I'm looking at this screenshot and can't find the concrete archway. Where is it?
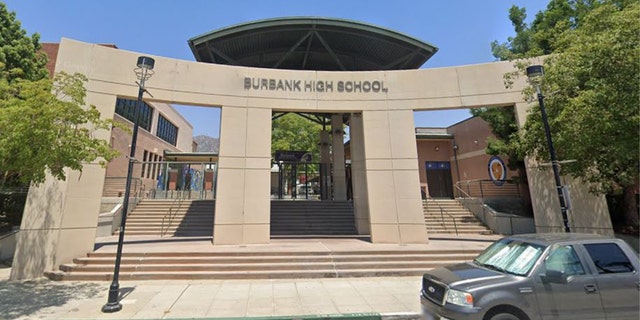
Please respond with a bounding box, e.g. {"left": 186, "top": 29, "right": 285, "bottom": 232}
{"left": 10, "top": 39, "right": 611, "bottom": 279}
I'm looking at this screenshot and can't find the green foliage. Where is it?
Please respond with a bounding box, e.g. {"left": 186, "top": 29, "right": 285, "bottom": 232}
{"left": 491, "top": 0, "right": 605, "bottom": 61}
{"left": 520, "top": 1, "right": 639, "bottom": 196}
{"left": 0, "top": 72, "right": 119, "bottom": 185}
{"left": 0, "top": 3, "right": 48, "bottom": 82}
{"left": 470, "top": 107, "right": 524, "bottom": 172}
{"left": 271, "top": 113, "right": 323, "bottom": 162}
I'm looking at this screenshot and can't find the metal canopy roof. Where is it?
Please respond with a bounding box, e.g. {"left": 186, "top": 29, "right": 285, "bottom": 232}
{"left": 188, "top": 17, "right": 438, "bottom": 71}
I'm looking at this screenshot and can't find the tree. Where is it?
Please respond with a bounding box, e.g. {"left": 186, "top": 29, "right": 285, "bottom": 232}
{"left": 520, "top": 1, "right": 639, "bottom": 227}
{"left": 271, "top": 113, "right": 324, "bottom": 162}
{"left": 0, "top": 3, "right": 118, "bottom": 187}
{"left": 484, "top": 0, "right": 639, "bottom": 228}
{"left": 0, "top": 72, "right": 119, "bottom": 186}
{"left": 0, "top": 2, "right": 48, "bottom": 82}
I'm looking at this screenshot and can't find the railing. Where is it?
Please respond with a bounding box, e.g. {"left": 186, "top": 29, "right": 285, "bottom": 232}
{"left": 454, "top": 184, "right": 534, "bottom": 235}
{"left": 161, "top": 190, "right": 187, "bottom": 237}
{"left": 454, "top": 179, "right": 520, "bottom": 199}
{"left": 102, "top": 177, "right": 143, "bottom": 198}
{"left": 425, "top": 199, "right": 458, "bottom": 235}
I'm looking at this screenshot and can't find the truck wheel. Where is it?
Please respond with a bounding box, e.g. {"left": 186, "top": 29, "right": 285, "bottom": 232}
{"left": 488, "top": 313, "right": 521, "bottom": 320}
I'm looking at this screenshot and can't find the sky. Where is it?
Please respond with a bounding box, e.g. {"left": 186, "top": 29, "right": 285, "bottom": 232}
{"left": 4, "top": 0, "right": 549, "bottom": 138}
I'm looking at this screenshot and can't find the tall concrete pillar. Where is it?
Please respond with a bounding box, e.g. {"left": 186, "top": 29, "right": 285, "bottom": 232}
{"left": 361, "top": 109, "right": 427, "bottom": 244}
{"left": 331, "top": 114, "right": 347, "bottom": 200}
{"left": 349, "top": 113, "right": 370, "bottom": 234}
{"left": 213, "top": 106, "right": 272, "bottom": 245}
{"left": 11, "top": 93, "right": 116, "bottom": 280}
{"left": 514, "top": 102, "right": 613, "bottom": 235}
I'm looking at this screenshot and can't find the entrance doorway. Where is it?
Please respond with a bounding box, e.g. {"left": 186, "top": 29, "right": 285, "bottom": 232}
{"left": 426, "top": 161, "right": 454, "bottom": 198}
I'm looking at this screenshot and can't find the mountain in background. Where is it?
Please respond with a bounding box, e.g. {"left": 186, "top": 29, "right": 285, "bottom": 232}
{"left": 194, "top": 135, "right": 220, "bottom": 153}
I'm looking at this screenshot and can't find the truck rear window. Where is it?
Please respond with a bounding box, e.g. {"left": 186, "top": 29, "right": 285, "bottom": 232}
{"left": 583, "top": 243, "right": 635, "bottom": 274}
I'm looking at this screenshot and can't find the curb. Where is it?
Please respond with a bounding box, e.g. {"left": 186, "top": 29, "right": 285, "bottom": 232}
{"left": 121, "top": 312, "right": 422, "bottom": 320}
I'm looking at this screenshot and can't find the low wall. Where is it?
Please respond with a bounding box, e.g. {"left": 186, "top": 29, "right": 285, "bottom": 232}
{"left": 460, "top": 198, "right": 535, "bottom": 235}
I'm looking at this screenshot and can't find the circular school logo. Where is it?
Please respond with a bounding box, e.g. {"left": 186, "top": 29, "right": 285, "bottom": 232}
{"left": 488, "top": 156, "right": 507, "bottom": 186}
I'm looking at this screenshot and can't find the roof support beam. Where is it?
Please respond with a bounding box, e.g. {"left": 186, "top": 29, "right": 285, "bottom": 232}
{"left": 203, "top": 44, "right": 217, "bottom": 63}
{"left": 314, "top": 30, "right": 347, "bottom": 71}
{"left": 301, "top": 29, "right": 315, "bottom": 69}
{"left": 382, "top": 50, "right": 417, "bottom": 70}
{"left": 272, "top": 112, "right": 290, "bottom": 121}
{"left": 273, "top": 30, "right": 313, "bottom": 68}
{"left": 296, "top": 113, "right": 325, "bottom": 125}
{"left": 208, "top": 44, "right": 240, "bottom": 65}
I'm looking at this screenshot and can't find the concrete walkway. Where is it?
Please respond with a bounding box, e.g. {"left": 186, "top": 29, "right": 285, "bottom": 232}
{"left": 0, "top": 237, "right": 498, "bottom": 320}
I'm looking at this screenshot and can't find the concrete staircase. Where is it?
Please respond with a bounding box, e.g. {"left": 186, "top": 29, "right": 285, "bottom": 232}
{"left": 102, "top": 178, "right": 125, "bottom": 197}
{"left": 423, "top": 199, "right": 493, "bottom": 235}
{"left": 123, "top": 199, "right": 215, "bottom": 237}
{"left": 270, "top": 201, "right": 357, "bottom": 236}
{"left": 43, "top": 199, "right": 499, "bottom": 281}
{"left": 45, "top": 247, "right": 483, "bottom": 281}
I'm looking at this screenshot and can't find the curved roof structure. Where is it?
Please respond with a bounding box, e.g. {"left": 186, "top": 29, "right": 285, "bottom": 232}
{"left": 188, "top": 17, "right": 438, "bottom": 71}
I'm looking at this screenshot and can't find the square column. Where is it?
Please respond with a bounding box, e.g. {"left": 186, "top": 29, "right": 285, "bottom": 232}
{"left": 514, "top": 102, "right": 613, "bottom": 235}
{"left": 349, "top": 113, "right": 370, "bottom": 234}
{"left": 331, "top": 114, "right": 347, "bottom": 200}
{"left": 213, "top": 106, "right": 272, "bottom": 245}
{"left": 11, "top": 92, "right": 116, "bottom": 280}
{"left": 361, "top": 110, "right": 428, "bottom": 244}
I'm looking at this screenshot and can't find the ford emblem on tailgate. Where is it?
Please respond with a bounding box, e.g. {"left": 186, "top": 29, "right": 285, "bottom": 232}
{"left": 428, "top": 286, "right": 436, "bottom": 293}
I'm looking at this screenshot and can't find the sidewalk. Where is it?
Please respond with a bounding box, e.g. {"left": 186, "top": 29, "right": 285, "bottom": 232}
{"left": 1, "top": 275, "right": 423, "bottom": 319}
{"left": 0, "top": 237, "right": 498, "bottom": 320}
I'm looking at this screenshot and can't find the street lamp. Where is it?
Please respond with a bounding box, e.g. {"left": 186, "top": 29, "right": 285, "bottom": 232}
{"left": 102, "top": 56, "right": 155, "bottom": 313}
{"left": 526, "top": 65, "right": 570, "bottom": 233}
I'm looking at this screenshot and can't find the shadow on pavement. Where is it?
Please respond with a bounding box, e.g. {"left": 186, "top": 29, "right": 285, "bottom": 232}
{"left": 0, "top": 279, "right": 103, "bottom": 320}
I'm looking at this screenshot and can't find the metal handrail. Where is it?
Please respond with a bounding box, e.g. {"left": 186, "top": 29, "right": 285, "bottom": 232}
{"left": 454, "top": 179, "right": 520, "bottom": 198}
{"left": 425, "top": 198, "right": 458, "bottom": 235}
{"left": 161, "top": 190, "right": 186, "bottom": 237}
{"left": 454, "top": 184, "right": 528, "bottom": 235}
{"left": 454, "top": 184, "right": 489, "bottom": 222}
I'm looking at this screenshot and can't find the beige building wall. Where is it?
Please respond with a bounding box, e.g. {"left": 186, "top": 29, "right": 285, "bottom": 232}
{"left": 11, "top": 39, "right": 613, "bottom": 279}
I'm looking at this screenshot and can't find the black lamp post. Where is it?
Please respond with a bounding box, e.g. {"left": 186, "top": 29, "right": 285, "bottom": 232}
{"left": 102, "top": 56, "right": 155, "bottom": 313}
{"left": 526, "top": 65, "right": 570, "bottom": 233}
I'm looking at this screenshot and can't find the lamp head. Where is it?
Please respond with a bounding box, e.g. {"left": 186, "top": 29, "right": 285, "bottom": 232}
{"left": 136, "top": 56, "right": 155, "bottom": 70}
{"left": 526, "top": 65, "right": 544, "bottom": 85}
{"left": 135, "top": 56, "right": 155, "bottom": 82}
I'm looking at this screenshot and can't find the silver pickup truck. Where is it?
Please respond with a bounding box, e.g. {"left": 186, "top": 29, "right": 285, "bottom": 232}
{"left": 421, "top": 233, "right": 639, "bottom": 320}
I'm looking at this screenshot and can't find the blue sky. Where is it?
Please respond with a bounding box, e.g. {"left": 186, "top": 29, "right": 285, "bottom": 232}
{"left": 4, "top": 0, "right": 549, "bottom": 138}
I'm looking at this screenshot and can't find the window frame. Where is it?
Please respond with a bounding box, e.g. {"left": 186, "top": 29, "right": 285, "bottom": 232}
{"left": 114, "top": 98, "right": 154, "bottom": 132}
{"left": 582, "top": 242, "right": 636, "bottom": 275}
{"left": 156, "top": 114, "right": 178, "bottom": 146}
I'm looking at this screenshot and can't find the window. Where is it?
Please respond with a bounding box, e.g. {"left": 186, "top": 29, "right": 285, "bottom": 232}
{"left": 584, "top": 243, "right": 635, "bottom": 274}
{"left": 115, "top": 98, "right": 153, "bottom": 131}
{"left": 141, "top": 150, "right": 148, "bottom": 178}
{"left": 545, "top": 245, "right": 585, "bottom": 276}
{"left": 157, "top": 114, "right": 178, "bottom": 146}
{"left": 474, "top": 239, "right": 545, "bottom": 276}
